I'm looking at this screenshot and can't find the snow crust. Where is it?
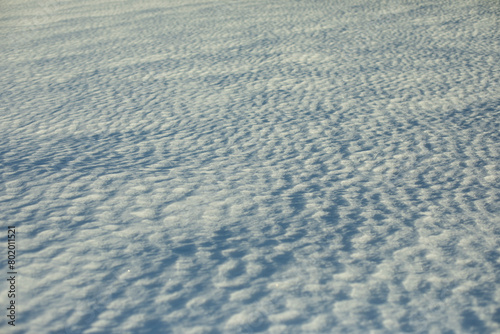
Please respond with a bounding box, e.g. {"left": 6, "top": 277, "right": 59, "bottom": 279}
{"left": 1, "top": 0, "right": 499, "bottom": 332}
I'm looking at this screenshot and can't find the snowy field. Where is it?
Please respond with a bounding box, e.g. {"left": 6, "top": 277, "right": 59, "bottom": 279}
{"left": 1, "top": 0, "right": 499, "bottom": 333}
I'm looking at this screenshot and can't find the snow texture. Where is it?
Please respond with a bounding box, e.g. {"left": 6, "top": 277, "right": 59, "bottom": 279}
{"left": 1, "top": 0, "right": 499, "bottom": 333}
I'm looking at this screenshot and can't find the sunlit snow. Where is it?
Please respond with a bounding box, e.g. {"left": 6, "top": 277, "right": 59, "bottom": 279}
{"left": 1, "top": 0, "right": 499, "bottom": 333}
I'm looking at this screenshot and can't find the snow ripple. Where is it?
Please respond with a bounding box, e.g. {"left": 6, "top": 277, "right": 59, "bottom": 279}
{"left": 1, "top": 0, "right": 499, "bottom": 333}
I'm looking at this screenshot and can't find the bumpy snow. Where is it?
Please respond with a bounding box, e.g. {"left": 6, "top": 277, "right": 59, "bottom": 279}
{"left": 1, "top": 0, "right": 499, "bottom": 333}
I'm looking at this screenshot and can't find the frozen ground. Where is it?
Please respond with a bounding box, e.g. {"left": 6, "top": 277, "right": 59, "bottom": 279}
{"left": 1, "top": 0, "right": 499, "bottom": 333}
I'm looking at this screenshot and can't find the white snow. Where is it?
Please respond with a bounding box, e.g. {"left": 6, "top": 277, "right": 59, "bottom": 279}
{"left": 1, "top": 0, "right": 499, "bottom": 333}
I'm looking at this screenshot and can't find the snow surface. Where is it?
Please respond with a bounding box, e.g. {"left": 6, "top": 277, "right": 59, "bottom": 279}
{"left": 1, "top": 0, "right": 499, "bottom": 333}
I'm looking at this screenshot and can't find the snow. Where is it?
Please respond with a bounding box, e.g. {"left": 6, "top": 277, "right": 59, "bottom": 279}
{"left": 1, "top": 0, "right": 499, "bottom": 333}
